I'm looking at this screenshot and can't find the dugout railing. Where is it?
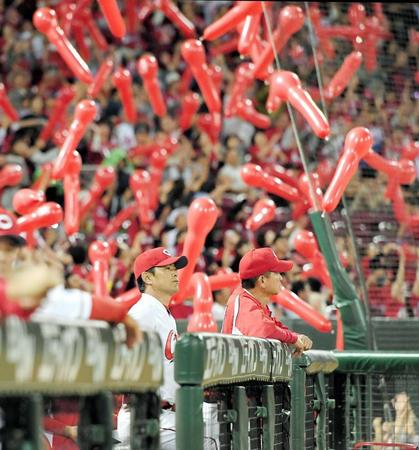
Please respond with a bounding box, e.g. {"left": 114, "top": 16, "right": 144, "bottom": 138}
{"left": 290, "top": 350, "right": 338, "bottom": 450}
{"left": 0, "top": 316, "right": 163, "bottom": 450}
{"left": 330, "top": 352, "right": 419, "bottom": 450}
{"left": 174, "top": 332, "right": 294, "bottom": 450}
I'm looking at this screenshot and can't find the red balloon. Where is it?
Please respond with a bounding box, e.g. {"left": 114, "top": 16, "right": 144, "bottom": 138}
{"left": 128, "top": 143, "right": 160, "bottom": 159}
{"left": 292, "top": 199, "right": 310, "bottom": 220}
{"left": 112, "top": 68, "right": 137, "bottom": 123}
{"left": 149, "top": 148, "right": 168, "bottom": 209}
{"left": 298, "top": 172, "right": 323, "bottom": 210}
{"left": 224, "top": 63, "right": 254, "bottom": 117}
{"left": 246, "top": 198, "right": 276, "bottom": 231}
{"left": 181, "top": 270, "right": 240, "bottom": 301}
{"left": 129, "top": 169, "right": 154, "bottom": 225}
{"left": 88, "top": 58, "right": 114, "bottom": 99}
{"left": 210, "top": 35, "right": 239, "bottom": 57}
{"left": 33, "top": 8, "right": 93, "bottom": 84}
{"left": 179, "top": 92, "right": 200, "bottom": 131}
{"left": 155, "top": 0, "right": 196, "bottom": 38}
{"left": 253, "top": 6, "right": 304, "bottom": 80}
{"left": 241, "top": 163, "right": 300, "bottom": 202}
{"left": 209, "top": 271, "right": 241, "bottom": 292}
{"left": 315, "top": 159, "right": 335, "bottom": 188}
{"left": 79, "top": 8, "right": 108, "bottom": 51}
{"left": 208, "top": 64, "right": 223, "bottom": 96}
{"left": 187, "top": 273, "right": 218, "bottom": 332}
{"left": 237, "top": 12, "right": 261, "bottom": 56}
{"left": 235, "top": 98, "right": 271, "bottom": 129}
{"left": 172, "top": 197, "right": 219, "bottom": 303}
{"left": 196, "top": 113, "right": 221, "bottom": 144}
{"left": 363, "top": 152, "right": 416, "bottom": 185}
{"left": 126, "top": 0, "right": 138, "bottom": 34}
{"left": 179, "top": 65, "right": 193, "bottom": 95}
{"left": 272, "top": 287, "right": 332, "bottom": 332}
{"left": 266, "top": 164, "right": 300, "bottom": 189}
{"left": 103, "top": 203, "right": 137, "bottom": 238}
{"left": 0, "top": 83, "right": 19, "bottom": 122}
{"left": 267, "top": 71, "right": 330, "bottom": 138}
{"left": 79, "top": 166, "right": 116, "bottom": 219}
{"left": 13, "top": 189, "right": 45, "bottom": 215}
{"left": 52, "top": 99, "right": 97, "bottom": 179}
{"left": 348, "top": 3, "right": 366, "bottom": 26}
{"left": 64, "top": 150, "right": 82, "bottom": 236}
{"left": 88, "top": 240, "right": 112, "bottom": 298}
{"left": 294, "top": 230, "right": 317, "bottom": 259}
{"left": 294, "top": 230, "right": 332, "bottom": 288}
{"left": 308, "top": 5, "right": 336, "bottom": 59}
{"left": 17, "top": 202, "right": 63, "bottom": 233}
{"left": 115, "top": 287, "right": 141, "bottom": 304}
{"left": 39, "top": 85, "right": 75, "bottom": 142}
{"left": 202, "top": 1, "right": 263, "bottom": 41}
{"left": 137, "top": 55, "right": 167, "bottom": 118}
{"left": 391, "top": 185, "right": 410, "bottom": 225}
{"left": 71, "top": 14, "right": 90, "bottom": 62}
{"left": 323, "top": 127, "right": 373, "bottom": 213}
{"left": 401, "top": 140, "right": 419, "bottom": 161}
{"left": 97, "top": 0, "right": 126, "bottom": 38}
{"left": 0, "top": 165, "right": 23, "bottom": 191}
{"left": 325, "top": 51, "right": 362, "bottom": 99}
{"left": 181, "top": 40, "right": 221, "bottom": 114}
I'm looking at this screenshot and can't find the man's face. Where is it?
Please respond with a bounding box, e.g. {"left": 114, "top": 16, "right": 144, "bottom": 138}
{"left": 260, "top": 271, "right": 283, "bottom": 296}
{"left": 0, "top": 239, "right": 20, "bottom": 273}
{"left": 149, "top": 264, "right": 180, "bottom": 296}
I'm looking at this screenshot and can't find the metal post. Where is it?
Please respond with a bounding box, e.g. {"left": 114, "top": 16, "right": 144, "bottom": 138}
{"left": 176, "top": 386, "right": 204, "bottom": 450}
{"left": 261, "top": 385, "right": 275, "bottom": 450}
{"left": 290, "top": 364, "right": 306, "bottom": 450}
{"left": 232, "top": 386, "right": 248, "bottom": 450}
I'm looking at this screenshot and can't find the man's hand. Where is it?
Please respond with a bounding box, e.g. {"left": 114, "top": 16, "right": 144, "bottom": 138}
{"left": 121, "top": 314, "right": 143, "bottom": 349}
{"left": 5, "top": 264, "right": 63, "bottom": 309}
{"left": 293, "top": 334, "right": 313, "bottom": 356}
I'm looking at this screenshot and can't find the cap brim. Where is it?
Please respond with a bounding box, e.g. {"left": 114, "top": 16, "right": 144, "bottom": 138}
{"left": 0, "top": 234, "right": 26, "bottom": 247}
{"left": 156, "top": 255, "right": 188, "bottom": 270}
{"left": 273, "top": 260, "right": 293, "bottom": 273}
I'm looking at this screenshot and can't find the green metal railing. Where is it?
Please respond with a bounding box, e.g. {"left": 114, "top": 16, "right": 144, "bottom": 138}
{"left": 290, "top": 350, "right": 338, "bottom": 450}
{"left": 331, "top": 351, "right": 419, "bottom": 450}
{"left": 0, "top": 316, "right": 163, "bottom": 450}
{"left": 174, "top": 332, "right": 293, "bottom": 450}
{"left": 2, "top": 319, "right": 419, "bottom": 449}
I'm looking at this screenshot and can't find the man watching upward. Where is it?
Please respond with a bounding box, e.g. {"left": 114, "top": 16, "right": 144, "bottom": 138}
{"left": 117, "top": 247, "right": 217, "bottom": 450}
{"left": 223, "top": 247, "right": 313, "bottom": 355}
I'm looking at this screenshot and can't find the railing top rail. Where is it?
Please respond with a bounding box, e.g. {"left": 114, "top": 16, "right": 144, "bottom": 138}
{"left": 297, "top": 349, "right": 339, "bottom": 374}
{"left": 175, "top": 333, "right": 293, "bottom": 387}
{"left": 333, "top": 351, "right": 419, "bottom": 374}
{"left": 0, "top": 317, "right": 163, "bottom": 394}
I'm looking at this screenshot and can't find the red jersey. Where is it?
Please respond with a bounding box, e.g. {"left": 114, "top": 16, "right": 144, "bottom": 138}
{"left": 222, "top": 287, "right": 298, "bottom": 344}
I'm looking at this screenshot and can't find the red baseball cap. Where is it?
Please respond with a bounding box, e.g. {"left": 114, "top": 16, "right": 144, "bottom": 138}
{"left": 0, "top": 208, "right": 26, "bottom": 246}
{"left": 239, "top": 247, "right": 293, "bottom": 280}
{"left": 134, "top": 247, "right": 188, "bottom": 279}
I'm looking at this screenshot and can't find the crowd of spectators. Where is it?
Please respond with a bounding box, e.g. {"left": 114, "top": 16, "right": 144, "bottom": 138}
{"left": 0, "top": 0, "right": 418, "bottom": 322}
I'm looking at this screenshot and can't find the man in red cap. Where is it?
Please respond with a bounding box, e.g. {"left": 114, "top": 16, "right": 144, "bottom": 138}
{"left": 117, "top": 247, "right": 217, "bottom": 449}
{"left": 118, "top": 247, "right": 183, "bottom": 449}
{"left": 223, "top": 247, "right": 312, "bottom": 354}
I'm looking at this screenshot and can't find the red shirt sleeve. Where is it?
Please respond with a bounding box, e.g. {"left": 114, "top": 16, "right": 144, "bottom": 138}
{"left": 235, "top": 295, "right": 298, "bottom": 344}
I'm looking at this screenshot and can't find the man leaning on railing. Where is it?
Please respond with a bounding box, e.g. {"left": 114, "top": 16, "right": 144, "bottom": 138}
{"left": 222, "top": 247, "right": 313, "bottom": 355}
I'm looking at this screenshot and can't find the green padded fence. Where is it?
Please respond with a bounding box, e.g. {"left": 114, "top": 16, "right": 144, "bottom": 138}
{"left": 174, "top": 332, "right": 293, "bottom": 450}
{"left": 310, "top": 211, "right": 369, "bottom": 350}
{"left": 331, "top": 351, "right": 419, "bottom": 449}
{"left": 0, "top": 316, "right": 163, "bottom": 450}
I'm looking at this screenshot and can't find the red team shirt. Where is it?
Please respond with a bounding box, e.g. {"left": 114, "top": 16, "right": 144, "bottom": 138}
{"left": 223, "top": 287, "right": 298, "bottom": 344}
